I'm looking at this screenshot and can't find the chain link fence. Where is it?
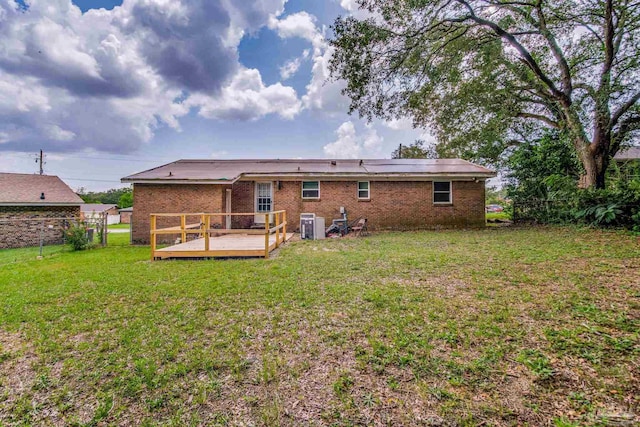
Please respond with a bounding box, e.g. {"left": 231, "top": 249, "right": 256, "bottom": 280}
{"left": 0, "top": 213, "right": 108, "bottom": 253}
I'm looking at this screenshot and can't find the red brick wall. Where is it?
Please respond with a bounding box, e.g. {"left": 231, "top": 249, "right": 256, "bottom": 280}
{"left": 268, "top": 180, "right": 485, "bottom": 231}
{"left": 230, "top": 181, "right": 254, "bottom": 229}
{"left": 132, "top": 184, "right": 227, "bottom": 244}
{"left": 131, "top": 180, "right": 486, "bottom": 243}
{"left": 0, "top": 206, "right": 80, "bottom": 249}
{"left": 119, "top": 212, "right": 132, "bottom": 224}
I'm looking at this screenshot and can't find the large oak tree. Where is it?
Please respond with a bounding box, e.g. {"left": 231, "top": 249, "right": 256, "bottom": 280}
{"left": 330, "top": 0, "right": 640, "bottom": 188}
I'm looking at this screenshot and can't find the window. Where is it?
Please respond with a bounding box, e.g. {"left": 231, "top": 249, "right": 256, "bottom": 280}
{"left": 433, "top": 181, "right": 451, "bottom": 203}
{"left": 357, "top": 181, "right": 370, "bottom": 199}
{"left": 256, "top": 182, "right": 273, "bottom": 212}
{"left": 302, "top": 181, "right": 320, "bottom": 199}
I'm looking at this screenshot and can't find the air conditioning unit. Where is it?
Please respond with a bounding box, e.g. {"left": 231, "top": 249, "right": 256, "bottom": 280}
{"left": 300, "top": 213, "right": 315, "bottom": 240}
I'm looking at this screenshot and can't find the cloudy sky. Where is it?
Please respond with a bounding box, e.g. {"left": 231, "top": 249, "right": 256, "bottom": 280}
{"left": 0, "top": 0, "right": 428, "bottom": 190}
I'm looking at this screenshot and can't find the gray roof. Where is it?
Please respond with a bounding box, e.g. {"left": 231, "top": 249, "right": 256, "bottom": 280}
{"left": 614, "top": 146, "right": 640, "bottom": 161}
{"left": 118, "top": 206, "right": 133, "bottom": 212}
{"left": 0, "top": 173, "right": 84, "bottom": 205}
{"left": 122, "top": 159, "right": 495, "bottom": 184}
{"left": 81, "top": 204, "right": 118, "bottom": 213}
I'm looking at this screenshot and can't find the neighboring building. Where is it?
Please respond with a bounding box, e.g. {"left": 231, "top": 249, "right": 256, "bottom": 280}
{"left": 613, "top": 146, "right": 640, "bottom": 180}
{"left": 80, "top": 204, "right": 120, "bottom": 225}
{"left": 0, "top": 173, "right": 83, "bottom": 249}
{"left": 122, "top": 159, "right": 495, "bottom": 244}
{"left": 118, "top": 206, "right": 133, "bottom": 224}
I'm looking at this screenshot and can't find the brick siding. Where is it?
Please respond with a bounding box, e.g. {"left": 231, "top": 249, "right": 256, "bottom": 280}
{"left": 132, "top": 180, "right": 485, "bottom": 244}
{"left": 132, "top": 184, "right": 227, "bottom": 244}
{"left": 0, "top": 206, "right": 80, "bottom": 249}
{"left": 271, "top": 180, "right": 485, "bottom": 231}
{"left": 119, "top": 211, "right": 132, "bottom": 224}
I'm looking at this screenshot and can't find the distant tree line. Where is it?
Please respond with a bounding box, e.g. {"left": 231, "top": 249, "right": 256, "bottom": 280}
{"left": 77, "top": 186, "right": 133, "bottom": 208}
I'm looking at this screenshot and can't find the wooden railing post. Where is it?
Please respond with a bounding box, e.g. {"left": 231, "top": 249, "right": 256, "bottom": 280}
{"left": 275, "top": 212, "right": 280, "bottom": 248}
{"left": 283, "top": 210, "right": 287, "bottom": 243}
{"left": 203, "top": 214, "right": 210, "bottom": 252}
{"left": 264, "top": 213, "right": 270, "bottom": 258}
{"left": 150, "top": 214, "right": 157, "bottom": 261}
{"left": 181, "top": 214, "right": 186, "bottom": 243}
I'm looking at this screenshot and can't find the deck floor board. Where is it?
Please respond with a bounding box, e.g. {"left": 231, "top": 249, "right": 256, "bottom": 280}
{"left": 155, "top": 233, "right": 293, "bottom": 258}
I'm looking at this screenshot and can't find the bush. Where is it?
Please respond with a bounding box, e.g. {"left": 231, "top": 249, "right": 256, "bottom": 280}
{"left": 514, "top": 185, "right": 640, "bottom": 229}
{"left": 66, "top": 223, "right": 90, "bottom": 251}
{"left": 571, "top": 180, "right": 640, "bottom": 228}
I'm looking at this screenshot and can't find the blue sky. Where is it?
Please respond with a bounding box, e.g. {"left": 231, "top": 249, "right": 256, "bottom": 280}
{"left": 0, "top": 0, "right": 426, "bottom": 190}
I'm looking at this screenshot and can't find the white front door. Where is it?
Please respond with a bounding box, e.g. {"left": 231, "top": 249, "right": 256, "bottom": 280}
{"left": 254, "top": 182, "right": 273, "bottom": 224}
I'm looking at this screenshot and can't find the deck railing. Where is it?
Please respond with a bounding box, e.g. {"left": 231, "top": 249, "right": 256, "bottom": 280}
{"left": 150, "top": 211, "right": 287, "bottom": 260}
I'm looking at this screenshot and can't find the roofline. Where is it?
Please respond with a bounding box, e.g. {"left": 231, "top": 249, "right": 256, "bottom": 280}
{"left": 0, "top": 202, "right": 83, "bottom": 207}
{"left": 121, "top": 178, "right": 241, "bottom": 184}
{"left": 122, "top": 171, "right": 496, "bottom": 184}
{"left": 240, "top": 172, "right": 495, "bottom": 180}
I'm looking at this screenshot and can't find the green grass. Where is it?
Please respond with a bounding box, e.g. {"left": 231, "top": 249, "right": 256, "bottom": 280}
{"left": 0, "top": 227, "right": 638, "bottom": 426}
{"left": 486, "top": 211, "right": 511, "bottom": 221}
{"left": 108, "top": 223, "right": 131, "bottom": 230}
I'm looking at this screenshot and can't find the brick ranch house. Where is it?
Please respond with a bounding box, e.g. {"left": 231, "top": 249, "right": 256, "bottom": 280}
{"left": 122, "top": 159, "right": 495, "bottom": 244}
{"left": 0, "top": 173, "right": 83, "bottom": 249}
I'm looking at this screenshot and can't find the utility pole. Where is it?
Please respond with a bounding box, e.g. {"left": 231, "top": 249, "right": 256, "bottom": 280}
{"left": 398, "top": 144, "right": 402, "bottom": 159}
{"left": 36, "top": 149, "right": 44, "bottom": 175}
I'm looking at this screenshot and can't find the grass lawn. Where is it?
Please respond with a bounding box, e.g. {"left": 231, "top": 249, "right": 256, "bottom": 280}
{"left": 108, "top": 223, "right": 131, "bottom": 230}
{"left": 486, "top": 212, "right": 511, "bottom": 221}
{"left": 0, "top": 227, "right": 638, "bottom": 426}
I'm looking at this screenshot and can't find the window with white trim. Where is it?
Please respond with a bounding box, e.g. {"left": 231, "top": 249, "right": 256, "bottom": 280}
{"left": 433, "top": 181, "right": 452, "bottom": 203}
{"left": 357, "top": 181, "right": 370, "bottom": 199}
{"left": 302, "top": 181, "right": 320, "bottom": 199}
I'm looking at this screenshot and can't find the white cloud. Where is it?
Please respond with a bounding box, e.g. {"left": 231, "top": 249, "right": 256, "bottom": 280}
{"left": 268, "top": 11, "right": 325, "bottom": 53}
{"left": 0, "top": 0, "right": 300, "bottom": 154}
{"left": 280, "top": 57, "right": 302, "bottom": 80}
{"left": 383, "top": 117, "right": 415, "bottom": 131}
{"left": 302, "top": 46, "right": 349, "bottom": 113}
{"left": 189, "top": 68, "right": 301, "bottom": 121}
{"left": 323, "top": 121, "right": 384, "bottom": 158}
{"left": 279, "top": 49, "right": 310, "bottom": 80}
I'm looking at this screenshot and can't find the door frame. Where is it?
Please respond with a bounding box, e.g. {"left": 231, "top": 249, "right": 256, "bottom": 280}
{"left": 254, "top": 181, "right": 273, "bottom": 224}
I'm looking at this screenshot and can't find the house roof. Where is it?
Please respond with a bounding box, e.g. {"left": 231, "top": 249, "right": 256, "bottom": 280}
{"left": 118, "top": 206, "right": 133, "bottom": 212}
{"left": 614, "top": 146, "right": 640, "bottom": 161}
{"left": 81, "top": 204, "right": 118, "bottom": 213}
{"left": 0, "top": 173, "right": 84, "bottom": 206}
{"left": 122, "top": 159, "right": 496, "bottom": 184}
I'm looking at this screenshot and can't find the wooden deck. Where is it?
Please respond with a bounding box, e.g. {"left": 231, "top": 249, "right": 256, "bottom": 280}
{"left": 150, "top": 211, "right": 289, "bottom": 260}
{"left": 154, "top": 233, "right": 293, "bottom": 259}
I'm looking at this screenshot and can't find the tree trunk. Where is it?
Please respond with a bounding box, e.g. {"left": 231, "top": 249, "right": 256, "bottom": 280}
{"left": 578, "top": 140, "right": 609, "bottom": 190}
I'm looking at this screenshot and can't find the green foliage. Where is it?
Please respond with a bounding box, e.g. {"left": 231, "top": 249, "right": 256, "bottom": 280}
{"left": 330, "top": 1, "right": 640, "bottom": 188}
{"left": 118, "top": 190, "right": 133, "bottom": 208}
{"left": 506, "top": 132, "right": 581, "bottom": 201}
{"left": 66, "top": 223, "right": 90, "bottom": 251}
{"left": 77, "top": 186, "right": 132, "bottom": 206}
{"left": 485, "top": 186, "right": 507, "bottom": 205}
{"left": 570, "top": 186, "right": 640, "bottom": 228}
{"left": 391, "top": 139, "right": 437, "bottom": 159}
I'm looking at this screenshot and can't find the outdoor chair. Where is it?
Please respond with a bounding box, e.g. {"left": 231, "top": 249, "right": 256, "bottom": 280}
{"left": 351, "top": 218, "right": 368, "bottom": 237}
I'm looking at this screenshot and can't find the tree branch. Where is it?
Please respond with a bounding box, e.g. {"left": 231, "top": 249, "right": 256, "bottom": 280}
{"left": 516, "top": 112, "right": 560, "bottom": 128}
{"left": 611, "top": 91, "right": 640, "bottom": 126}
{"left": 535, "top": 3, "right": 573, "bottom": 96}
{"left": 453, "top": 0, "right": 566, "bottom": 103}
